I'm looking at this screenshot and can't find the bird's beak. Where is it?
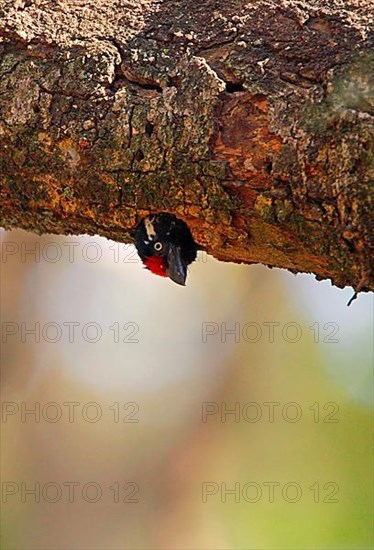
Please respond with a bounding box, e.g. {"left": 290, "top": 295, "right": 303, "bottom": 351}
{"left": 166, "top": 244, "right": 187, "bottom": 286}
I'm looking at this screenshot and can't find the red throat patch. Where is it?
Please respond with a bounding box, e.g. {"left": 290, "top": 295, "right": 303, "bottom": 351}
{"left": 143, "top": 256, "right": 168, "bottom": 277}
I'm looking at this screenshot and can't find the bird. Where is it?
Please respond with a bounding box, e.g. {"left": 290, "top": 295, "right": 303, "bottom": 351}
{"left": 135, "top": 213, "right": 198, "bottom": 285}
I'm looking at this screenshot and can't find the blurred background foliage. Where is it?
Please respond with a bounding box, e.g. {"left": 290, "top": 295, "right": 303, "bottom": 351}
{"left": 1, "top": 229, "right": 373, "bottom": 549}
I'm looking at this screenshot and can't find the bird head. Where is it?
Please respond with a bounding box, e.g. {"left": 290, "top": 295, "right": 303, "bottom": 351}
{"left": 135, "top": 213, "right": 198, "bottom": 285}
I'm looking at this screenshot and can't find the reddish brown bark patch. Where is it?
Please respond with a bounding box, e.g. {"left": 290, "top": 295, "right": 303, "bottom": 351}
{"left": 212, "top": 92, "right": 283, "bottom": 208}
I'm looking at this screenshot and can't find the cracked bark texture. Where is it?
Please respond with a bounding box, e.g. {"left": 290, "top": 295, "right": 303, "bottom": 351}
{"left": 0, "top": 0, "right": 373, "bottom": 292}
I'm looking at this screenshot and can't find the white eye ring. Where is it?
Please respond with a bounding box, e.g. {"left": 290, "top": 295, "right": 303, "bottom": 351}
{"left": 154, "top": 242, "right": 163, "bottom": 251}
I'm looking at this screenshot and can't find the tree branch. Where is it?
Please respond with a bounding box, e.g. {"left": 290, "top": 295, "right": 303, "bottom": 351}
{"left": 0, "top": 0, "right": 373, "bottom": 291}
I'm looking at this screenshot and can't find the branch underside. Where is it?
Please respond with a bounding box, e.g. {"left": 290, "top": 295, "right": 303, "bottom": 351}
{"left": 0, "top": 0, "right": 373, "bottom": 291}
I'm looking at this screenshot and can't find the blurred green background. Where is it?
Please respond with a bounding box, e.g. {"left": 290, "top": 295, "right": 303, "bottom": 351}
{"left": 1, "top": 229, "right": 373, "bottom": 550}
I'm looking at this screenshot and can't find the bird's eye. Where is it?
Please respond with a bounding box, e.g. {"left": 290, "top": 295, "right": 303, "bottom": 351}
{"left": 154, "top": 241, "right": 163, "bottom": 251}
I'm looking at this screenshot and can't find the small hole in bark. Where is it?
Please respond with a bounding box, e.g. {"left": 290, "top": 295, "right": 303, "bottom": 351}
{"left": 33, "top": 105, "right": 40, "bottom": 113}
{"left": 134, "top": 149, "right": 144, "bottom": 162}
{"left": 226, "top": 81, "right": 245, "bottom": 93}
{"left": 265, "top": 161, "right": 273, "bottom": 174}
{"left": 140, "top": 82, "right": 163, "bottom": 93}
{"left": 145, "top": 122, "right": 154, "bottom": 136}
{"left": 166, "top": 76, "right": 181, "bottom": 88}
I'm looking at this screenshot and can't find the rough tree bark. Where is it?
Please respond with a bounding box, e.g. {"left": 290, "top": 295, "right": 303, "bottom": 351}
{"left": 0, "top": 0, "right": 373, "bottom": 292}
